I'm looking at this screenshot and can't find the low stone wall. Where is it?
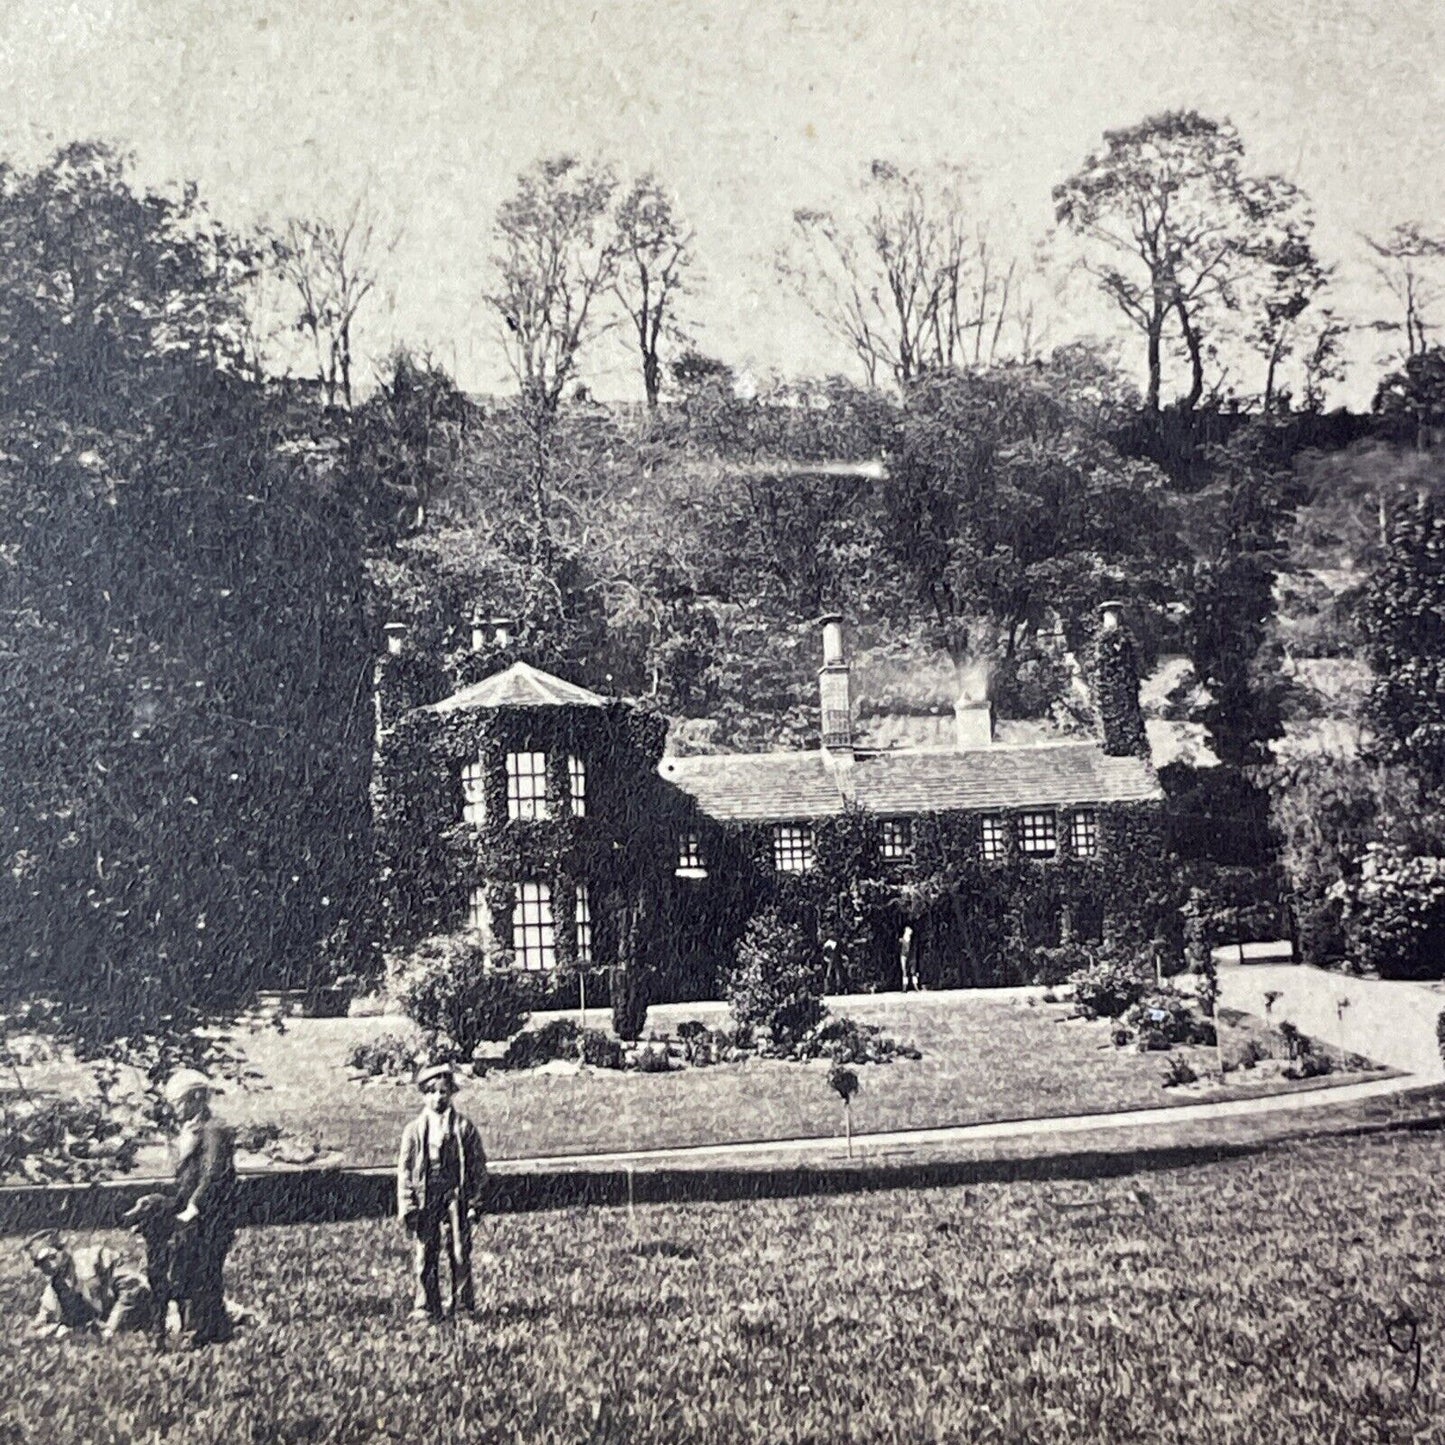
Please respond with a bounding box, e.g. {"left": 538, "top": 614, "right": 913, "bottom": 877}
{"left": 1218, "top": 962, "right": 1445, "bottom": 1083}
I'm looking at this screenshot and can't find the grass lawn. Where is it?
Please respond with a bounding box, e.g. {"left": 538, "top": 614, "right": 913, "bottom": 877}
{"left": 184, "top": 992, "right": 1380, "bottom": 1168}
{"left": 2, "top": 1130, "right": 1443, "bottom": 1443}
{"left": 14, "top": 991, "right": 1389, "bottom": 1175}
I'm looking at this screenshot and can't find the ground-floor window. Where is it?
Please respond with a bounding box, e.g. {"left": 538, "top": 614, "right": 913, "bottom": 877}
{"left": 575, "top": 882, "right": 593, "bottom": 964}
{"left": 513, "top": 881, "right": 556, "bottom": 970}
{"left": 466, "top": 885, "right": 488, "bottom": 934}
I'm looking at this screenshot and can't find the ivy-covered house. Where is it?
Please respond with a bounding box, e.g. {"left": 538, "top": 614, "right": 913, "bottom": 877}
{"left": 373, "top": 605, "right": 1174, "bottom": 1006}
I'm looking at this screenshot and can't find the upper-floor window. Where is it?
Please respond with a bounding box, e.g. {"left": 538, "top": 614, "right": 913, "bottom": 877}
{"left": 575, "top": 882, "right": 593, "bottom": 964}
{"left": 980, "top": 815, "right": 1007, "bottom": 862}
{"left": 512, "top": 881, "right": 556, "bottom": 970}
{"left": 461, "top": 757, "right": 487, "bottom": 826}
{"left": 773, "top": 824, "right": 815, "bottom": 874}
{"left": 1019, "top": 810, "right": 1058, "bottom": 859}
{"left": 676, "top": 831, "right": 707, "bottom": 878}
{"left": 568, "top": 755, "right": 587, "bottom": 817}
{"left": 1070, "top": 809, "right": 1098, "bottom": 858}
{"left": 506, "top": 751, "right": 548, "bottom": 821}
{"left": 879, "top": 819, "right": 911, "bottom": 860}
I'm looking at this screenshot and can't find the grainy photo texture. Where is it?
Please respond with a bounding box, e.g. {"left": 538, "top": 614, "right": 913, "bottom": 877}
{"left": 2, "top": 2, "right": 1444, "bottom": 1440}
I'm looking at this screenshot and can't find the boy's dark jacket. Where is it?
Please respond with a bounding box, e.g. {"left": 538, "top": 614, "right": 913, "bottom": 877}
{"left": 396, "top": 1109, "right": 488, "bottom": 1220}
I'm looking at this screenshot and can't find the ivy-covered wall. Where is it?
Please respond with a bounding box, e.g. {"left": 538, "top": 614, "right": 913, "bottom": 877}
{"left": 374, "top": 685, "right": 672, "bottom": 1003}
{"left": 658, "top": 801, "right": 1176, "bottom": 999}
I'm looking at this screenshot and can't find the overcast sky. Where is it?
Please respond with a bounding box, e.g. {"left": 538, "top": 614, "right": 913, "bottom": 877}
{"left": 3, "top": 0, "right": 1441, "bottom": 405}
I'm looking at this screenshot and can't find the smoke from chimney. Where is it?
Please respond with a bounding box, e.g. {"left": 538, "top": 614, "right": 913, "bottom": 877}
{"left": 953, "top": 659, "right": 994, "bottom": 749}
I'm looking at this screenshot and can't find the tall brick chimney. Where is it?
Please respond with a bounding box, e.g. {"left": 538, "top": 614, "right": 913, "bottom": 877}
{"left": 818, "top": 614, "right": 853, "bottom": 759}
{"left": 1095, "top": 601, "right": 1150, "bottom": 758}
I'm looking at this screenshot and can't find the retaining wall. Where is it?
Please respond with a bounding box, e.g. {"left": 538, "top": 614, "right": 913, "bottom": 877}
{"left": 1218, "top": 961, "right": 1445, "bottom": 1083}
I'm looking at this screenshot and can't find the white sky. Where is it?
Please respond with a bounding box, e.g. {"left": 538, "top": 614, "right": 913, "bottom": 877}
{"left": 3, "top": 0, "right": 1442, "bottom": 405}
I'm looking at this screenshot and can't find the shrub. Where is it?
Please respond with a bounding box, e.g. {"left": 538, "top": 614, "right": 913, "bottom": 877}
{"left": 1161, "top": 1055, "right": 1198, "bottom": 1087}
{"left": 728, "top": 906, "right": 825, "bottom": 1046}
{"left": 1286, "top": 1053, "right": 1334, "bottom": 1080}
{"left": 0, "top": 1095, "right": 148, "bottom": 1185}
{"left": 347, "top": 1031, "right": 426, "bottom": 1078}
{"left": 612, "top": 966, "right": 650, "bottom": 1042}
{"left": 1026, "top": 942, "right": 1091, "bottom": 988}
{"left": 388, "top": 934, "right": 536, "bottom": 1057}
{"left": 1069, "top": 946, "right": 1154, "bottom": 1019}
{"left": 1123, "top": 990, "right": 1214, "bottom": 1047}
{"left": 1335, "top": 845, "right": 1445, "bottom": 980}
{"left": 788, "top": 1015, "right": 919, "bottom": 1065}
{"left": 633, "top": 1044, "right": 673, "bottom": 1073}
{"left": 1135, "top": 1027, "right": 1173, "bottom": 1053}
{"left": 502, "top": 1018, "right": 581, "bottom": 1070}
{"left": 1437, "top": 1009, "right": 1445, "bottom": 1067}
{"left": 1237, "top": 1038, "right": 1271, "bottom": 1069}
{"left": 1277, "top": 1022, "right": 1313, "bottom": 1060}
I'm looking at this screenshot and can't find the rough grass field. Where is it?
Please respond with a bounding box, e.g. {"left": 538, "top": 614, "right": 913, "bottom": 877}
{"left": 3, "top": 1131, "right": 1443, "bottom": 1443}
{"left": 116, "top": 992, "right": 1385, "bottom": 1169}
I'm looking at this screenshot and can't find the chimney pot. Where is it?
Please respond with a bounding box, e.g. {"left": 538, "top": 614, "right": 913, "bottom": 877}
{"left": 817, "top": 614, "right": 852, "bottom": 755}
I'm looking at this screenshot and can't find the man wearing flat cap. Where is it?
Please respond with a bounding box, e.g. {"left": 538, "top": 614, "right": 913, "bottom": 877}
{"left": 397, "top": 1062, "right": 488, "bottom": 1322}
{"left": 163, "top": 1068, "right": 238, "bottom": 1347}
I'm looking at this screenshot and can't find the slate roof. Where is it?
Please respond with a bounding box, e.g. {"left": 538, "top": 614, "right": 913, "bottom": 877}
{"left": 429, "top": 661, "right": 608, "bottom": 714}
{"left": 659, "top": 742, "right": 1161, "bottom": 824}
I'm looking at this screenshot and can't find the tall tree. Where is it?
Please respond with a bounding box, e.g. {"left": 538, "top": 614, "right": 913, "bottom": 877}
{"left": 1365, "top": 222, "right": 1445, "bottom": 361}
{"left": 1054, "top": 111, "right": 1322, "bottom": 412}
{"left": 1359, "top": 494, "right": 1445, "bottom": 789}
{"left": 489, "top": 156, "right": 621, "bottom": 419}
{"left": 272, "top": 198, "right": 394, "bottom": 410}
{"left": 1183, "top": 422, "right": 1299, "bottom": 768}
{"left": 884, "top": 346, "right": 1185, "bottom": 701}
{"left": 0, "top": 143, "right": 374, "bottom": 1048}
{"left": 613, "top": 175, "right": 694, "bottom": 408}
{"left": 782, "top": 161, "right": 1030, "bottom": 389}
{"left": 487, "top": 157, "right": 621, "bottom": 567}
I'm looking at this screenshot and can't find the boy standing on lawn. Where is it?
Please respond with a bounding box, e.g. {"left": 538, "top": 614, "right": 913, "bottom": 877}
{"left": 165, "top": 1068, "right": 238, "bottom": 1348}
{"left": 397, "top": 1063, "right": 488, "bottom": 1322}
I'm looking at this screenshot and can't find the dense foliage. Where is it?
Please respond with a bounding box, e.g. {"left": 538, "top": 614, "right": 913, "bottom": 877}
{"left": 386, "top": 934, "right": 537, "bottom": 1058}
{"left": 727, "top": 905, "right": 827, "bottom": 1045}
{"left": 0, "top": 145, "right": 373, "bottom": 1050}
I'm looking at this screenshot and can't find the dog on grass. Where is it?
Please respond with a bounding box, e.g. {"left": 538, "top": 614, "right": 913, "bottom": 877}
{"left": 119, "top": 1193, "right": 180, "bottom": 1349}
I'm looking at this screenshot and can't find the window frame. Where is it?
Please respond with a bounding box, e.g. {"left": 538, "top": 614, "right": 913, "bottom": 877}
{"left": 512, "top": 880, "right": 557, "bottom": 971}
{"left": 461, "top": 756, "right": 487, "bottom": 826}
{"left": 1070, "top": 808, "right": 1099, "bottom": 859}
{"left": 567, "top": 754, "right": 587, "bottom": 818}
{"left": 466, "top": 885, "right": 489, "bottom": 935}
{"left": 574, "top": 882, "right": 592, "bottom": 965}
{"left": 879, "top": 818, "right": 912, "bottom": 861}
{"left": 772, "top": 823, "right": 816, "bottom": 874}
{"left": 676, "top": 830, "right": 707, "bottom": 878}
{"left": 980, "top": 814, "right": 1008, "bottom": 863}
{"left": 505, "top": 750, "right": 549, "bottom": 821}
{"left": 1018, "top": 809, "right": 1059, "bottom": 859}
